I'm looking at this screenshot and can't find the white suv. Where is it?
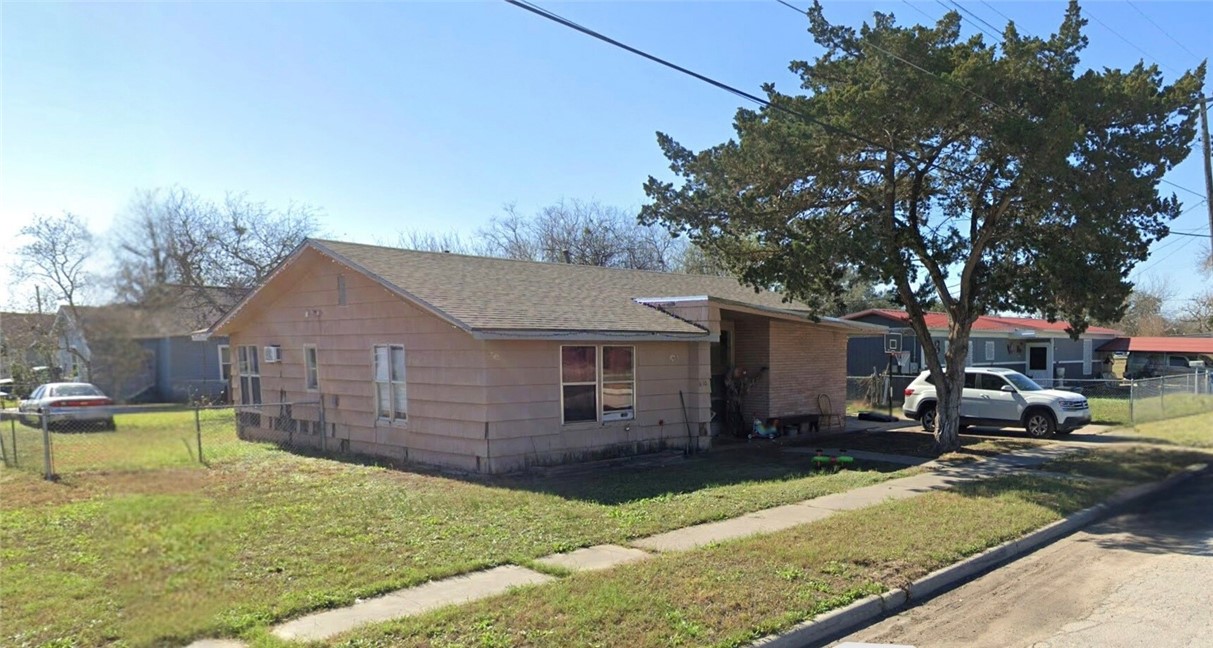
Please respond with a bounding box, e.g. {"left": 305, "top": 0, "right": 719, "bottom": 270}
{"left": 902, "top": 367, "right": 1090, "bottom": 437}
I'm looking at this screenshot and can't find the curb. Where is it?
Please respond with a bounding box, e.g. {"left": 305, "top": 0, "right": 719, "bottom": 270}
{"left": 750, "top": 463, "right": 1210, "bottom": 648}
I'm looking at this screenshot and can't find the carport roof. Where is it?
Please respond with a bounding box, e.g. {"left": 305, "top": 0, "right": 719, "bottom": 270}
{"left": 1097, "top": 337, "right": 1213, "bottom": 354}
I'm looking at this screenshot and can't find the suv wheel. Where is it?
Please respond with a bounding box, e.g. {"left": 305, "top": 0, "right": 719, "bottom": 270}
{"left": 1024, "top": 410, "right": 1056, "bottom": 438}
{"left": 920, "top": 404, "right": 938, "bottom": 432}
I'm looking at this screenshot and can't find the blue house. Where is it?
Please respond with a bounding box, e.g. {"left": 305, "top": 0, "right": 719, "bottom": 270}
{"left": 54, "top": 287, "right": 242, "bottom": 403}
{"left": 843, "top": 309, "right": 1122, "bottom": 386}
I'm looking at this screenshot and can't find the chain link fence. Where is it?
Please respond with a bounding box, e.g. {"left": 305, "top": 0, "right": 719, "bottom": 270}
{"left": 845, "top": 371, "right": 1212, "bottom": 427}
{"left": 1, "top": 401, "right": 321, "bottom": 480}
{"left": 1128, "top": 372, "right": 1213, "bottom": 425}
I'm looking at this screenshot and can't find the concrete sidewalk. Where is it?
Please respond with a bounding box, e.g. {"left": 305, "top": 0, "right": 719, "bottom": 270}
{"left": 189, "top": 444, "right": 1082, "bottom": 646}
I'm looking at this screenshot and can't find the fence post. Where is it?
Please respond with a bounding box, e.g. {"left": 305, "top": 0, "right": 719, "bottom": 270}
{"left": 1129, "top": 380, "right": 1136, "bottom": 425}
{"left": 1160, "top": 377, "right": 1166, "bottom": 417}
{"left": 41, "top": 411, "right": 53, "bottom": 480}
{"left": 7, "top": 419, "right": 15, "bottom": 468}
{"left": 195, "top": 407, "right": 204, "bottom": 464}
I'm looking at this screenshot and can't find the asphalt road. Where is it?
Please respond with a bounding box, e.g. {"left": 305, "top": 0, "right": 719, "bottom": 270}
{"left": 831, "top": 469, "right": 1213, "bottom": 648}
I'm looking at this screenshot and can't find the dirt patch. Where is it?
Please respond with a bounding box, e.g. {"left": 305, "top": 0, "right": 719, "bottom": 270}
{"left": 1, "top": 467, "right": 218, "bottom": 509}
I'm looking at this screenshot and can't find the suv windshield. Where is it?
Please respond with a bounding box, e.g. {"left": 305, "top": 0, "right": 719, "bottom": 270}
{"left": 1003, "top": 372, "right": 1043, "bottom": 392}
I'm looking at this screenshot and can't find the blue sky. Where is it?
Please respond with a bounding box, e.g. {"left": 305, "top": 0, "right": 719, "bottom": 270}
{"left": 2, "top": 0, "right": 1210, "bottom": 313}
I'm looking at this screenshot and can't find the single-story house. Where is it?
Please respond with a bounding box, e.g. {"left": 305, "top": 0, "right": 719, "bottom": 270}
{"left": 843, "top": 309, "right": 1121, "bottom": 385}
{"left": 206, "top": 239, "right": 885, "bottom": 474}
{"left": 54, "top": 287, "right": 241, "bottom": 403}
{"left": 1096, "top": 336, "right": 1213, "bottom": 379}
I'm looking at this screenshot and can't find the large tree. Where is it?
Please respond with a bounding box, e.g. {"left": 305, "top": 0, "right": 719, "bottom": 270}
{"left": 642, "top": 1, "right": 1203, "bottom": 449}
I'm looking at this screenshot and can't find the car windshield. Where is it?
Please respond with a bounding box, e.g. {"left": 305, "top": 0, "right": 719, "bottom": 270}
{"left": 52, "top": 385, "right": 103, "bottom": 397}
{"left": 1003, "top": 373, "right": 1043, "bottom": 392}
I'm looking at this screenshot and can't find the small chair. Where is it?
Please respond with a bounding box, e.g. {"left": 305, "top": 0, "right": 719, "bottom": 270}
{"left": 817, "top": 393, "right": 843, "bottom": 430}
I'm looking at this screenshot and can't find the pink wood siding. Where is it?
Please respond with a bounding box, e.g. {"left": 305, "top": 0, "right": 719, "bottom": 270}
{"left": 482, "top": 339, "right": 711, "bottom": 473}
{"left": 227, "top": 248, "right": 490, "bottom": 472}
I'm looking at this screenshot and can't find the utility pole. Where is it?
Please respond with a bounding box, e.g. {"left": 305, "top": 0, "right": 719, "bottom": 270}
{"left": 1200, "top": 95, "right": 1213, "bottom": 259}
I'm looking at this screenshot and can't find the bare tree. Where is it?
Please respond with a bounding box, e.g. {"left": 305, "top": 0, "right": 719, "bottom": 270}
{"left": 1177, "top": 291, "right": 1213, "bottom": 334}
{"left": 112, "top": 187, "right": 321, "bottom": 312}
{"left": 479, "top": 199, "right": 686, "bottom": 270}
{"left": 1110, "top": 278, "right": 1177, "bottom": 336}
{"left": 12, "top": 213, "right": 97, "bottom": 375}
{"left": 392, "top": 199, "right": 726, "bottom": 274}
{"left": 388, "top": 229, "right": 486, "bottom": 255}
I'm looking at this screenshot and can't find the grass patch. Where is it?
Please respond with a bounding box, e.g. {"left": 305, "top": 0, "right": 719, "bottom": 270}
{"left": 2, "top": 408, "right": 271, "bottom": 476}
{"left": 1087, "top": 397, "right": 1131, "bottom": 426}
{"left": 1040, "top": 444, "right": 1212, "bottom": 482}
{"left": 0, "top": 446, "right": 913, "bottom": 646}
{"left": 335, "top": 474, "right": 1118, "bottom": 648}
{"left": 1123, "top": 411, "right": 1213, "bottom": 448}
{"left": 1130, "top": 394, "right": 1213, "bottom": 425}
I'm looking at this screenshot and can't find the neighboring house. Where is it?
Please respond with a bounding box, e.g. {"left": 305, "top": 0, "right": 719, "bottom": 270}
{"left": 1096, "top": 337, "right": 1213, "bottom": 379}
{"left": 206, "top": 239, "right": 884, "bottom": 474}
{"left": 0, "top": 311, "right": 58, "bottom": 387}
{"left": 53, "top": 286, "right": 242, "bottom": 403}
{"left": 842, "top": 309, "right": 1121, "bottom": 385}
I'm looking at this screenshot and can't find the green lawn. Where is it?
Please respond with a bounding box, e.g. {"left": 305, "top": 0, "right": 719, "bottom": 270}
{"left": 1087, "top": 396, "right": 1131, "bottom": 425}
{"left": 332, "top": 474, "right": 1123, "bottom": 648}
{"left": 1122, "top": 411, "right": 1213, "bottom": 448}
{"left": 1, "top": 408, "right": 268, "bottom": 476}
{"left": 0, "top": 444, "right": 913, "bottom": 646}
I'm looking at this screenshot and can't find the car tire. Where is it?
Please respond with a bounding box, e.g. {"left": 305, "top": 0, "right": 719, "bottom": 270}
{"left": 920, "top": 404, "right": 938, "bottom": 432}
{"left": 102, "top": 418, "right": 116, "bottom": 432}
{"left": 1025, "top": 410, "right": 1056, "bottom": 438}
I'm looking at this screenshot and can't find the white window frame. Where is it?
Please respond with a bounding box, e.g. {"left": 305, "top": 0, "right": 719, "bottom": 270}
{"left": 373, "top": 344, "right": 407, "bottom": 423}
{"left": 218, "top": 344, "right": 232, "bottom": 381}
{"left": 304, "top": 344, "right": 319, "bottom": 391}
{"left": 559, "top": 345, "right": 636, "bottom": 424}
{"left": 985, "top": 341, "right": 995, "bottom": 361}
{"left": 237, "top": 345, "right": 261, "bottom": 405}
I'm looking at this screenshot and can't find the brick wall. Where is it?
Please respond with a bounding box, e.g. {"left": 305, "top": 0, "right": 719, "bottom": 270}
{"left": 768, "top": 320, "right": 848, "bottom": 423}
{"left": 732, "top": 317, "right": 771, "bottom": 422}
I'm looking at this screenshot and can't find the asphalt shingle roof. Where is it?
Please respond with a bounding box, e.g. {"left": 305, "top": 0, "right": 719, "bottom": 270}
{"left": 312, "top": 239, "right": 808, "bottom": 335}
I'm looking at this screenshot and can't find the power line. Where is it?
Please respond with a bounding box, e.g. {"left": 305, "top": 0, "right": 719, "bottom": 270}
{"left": 946, "top": 0, "right": 1004, "bottom": 40}
{"left": 978, "top": 1, "right": 1013, "bottom": 25}
{"left": 1133, "top": 235, "right": 1200, "bottom": 277}
{"left": 503, "top": 0, "right": 986, "bottom": 184}
{"left": 776, "top": 1, "right": 1012, "bottom": 114}
{"left": 899, "top": 0, "right": 938, "bottom": 25}
{"left": 1163, "top": 179, "right": 1208, "bottom": 199}
{"left": 1083, "top": 6, "right": 1182, "bottom": 76}
{"left": 784, "top": 2, "right": 1209, "bottom": 203}
{"left": 932, "top": 0, "right": 1000, "bottom": 41}
{"left": 1126, "top": 0, "right": 1204, "bottom": 64}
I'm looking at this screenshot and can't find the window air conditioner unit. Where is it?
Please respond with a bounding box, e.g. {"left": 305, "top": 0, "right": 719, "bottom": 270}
{"left": 264, "top": 345, "right": 282, "bottom": 363}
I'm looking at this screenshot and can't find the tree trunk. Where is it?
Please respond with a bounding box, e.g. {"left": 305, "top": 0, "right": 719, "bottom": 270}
{"left": 935, "top": 330, "right": 972, "bottom": 451}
